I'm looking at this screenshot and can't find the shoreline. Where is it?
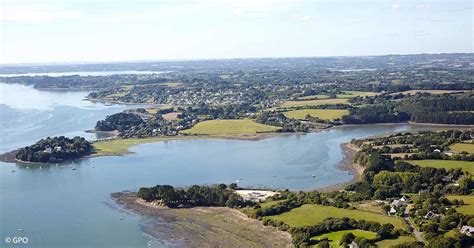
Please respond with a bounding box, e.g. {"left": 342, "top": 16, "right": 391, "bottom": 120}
{"left": 111, "top": 191, "right": 292, "bottom": 247}
{"left": 318, "top": 142, "right": 363, "bottom": 192}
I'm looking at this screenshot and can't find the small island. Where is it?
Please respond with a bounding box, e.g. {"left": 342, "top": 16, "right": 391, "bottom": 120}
{"left": 14, "top": 136, "right": 93, "bottom": 163}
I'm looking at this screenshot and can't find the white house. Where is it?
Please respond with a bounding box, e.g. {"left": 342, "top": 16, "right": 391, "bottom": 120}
{"left": 460, "top": 225, "right": 474, "bottom": 236}
{"left": 388, "top": 207, "right": 398, "bottom": 216}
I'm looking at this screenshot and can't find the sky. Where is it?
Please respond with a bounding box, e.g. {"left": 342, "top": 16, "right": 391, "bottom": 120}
{"left": 0, "top": 0, "right": 472, "bottom": 64}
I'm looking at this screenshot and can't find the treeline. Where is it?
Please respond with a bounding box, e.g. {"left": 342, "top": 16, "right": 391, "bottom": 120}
{"left": 350, "top": 153, "right": 468, "bottom": 198}
{"left": 95, "top": 112, "right": 144, "bottom": 132}
{"left": 15, "top": 136, "right": 92, "bottom": 163}
{"left": 342, "top": 104, "right": 409, "bottom": 124}
{"left": 137, "top": 184, "right": 253, "bottom": 208}
{"left": 344, "top": 94, "right": 474, "bottom": 125}
{"left": 280, "top": 217, "right": 399, "bottom": 247}
{"left": 256, "top": 112, "right": 312, "bottom": 132}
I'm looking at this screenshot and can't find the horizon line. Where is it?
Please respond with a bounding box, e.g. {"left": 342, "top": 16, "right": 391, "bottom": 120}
{"left": 1, "top": 52, "right": 473, "bottom": 67}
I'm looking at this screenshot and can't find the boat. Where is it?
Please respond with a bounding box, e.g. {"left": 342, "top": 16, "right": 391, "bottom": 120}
{"left": 72, "top": 167, "right": 76, "bottom": 170}
{"left": 312, "top": 172, "right": 316, "bottom": 178}
{"left": 11, "top": 170, "right": 15, "bottom": 173}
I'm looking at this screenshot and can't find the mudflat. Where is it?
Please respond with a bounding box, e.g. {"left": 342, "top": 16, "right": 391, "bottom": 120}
{"left": 111, "top": 192, "right": 292, "bottom": 248}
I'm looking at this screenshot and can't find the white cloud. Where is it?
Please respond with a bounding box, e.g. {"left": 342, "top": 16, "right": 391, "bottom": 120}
{"left": 0, "top": 4, "right": 80, "bottom": 23}
{"left": 416, "top": 4, "right": 431, "bottom": 9}
{"left": 300, "top": 15, "right": 312, "bottom": 21}
{"left": 392, "top": 4, "right": 401, "bottom": 10}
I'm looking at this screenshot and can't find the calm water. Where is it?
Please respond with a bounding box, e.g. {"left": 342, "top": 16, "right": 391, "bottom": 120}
{"left": 0, "top": 83, "right": 414, "bottom": 248}
{"left": 0, "top": 71, "right": 165, "bottom": 77}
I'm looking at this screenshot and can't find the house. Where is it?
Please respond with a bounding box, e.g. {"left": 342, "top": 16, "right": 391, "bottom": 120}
{"left": 55, "top": 146, "right": 62, "bottom": 152}
{"left": 433, "top": 149, "right": 441, "bottom": 153}
{"left": 391, "top": 199, "right": 403, "bottom": 208}
{"left": 400, "top": 195, "right": 409, "bottom": 202}
{"left": 44, "top": 147, "right": 52, "bottom": 153}
{"left": 424, "top": 211, "right": 436, "bottom": 219}
{"left": 349, "top": 241, "right": 360, "bottom": 248}
{"left": 460, "top": 225, "right": 474, "bottom": 236}
{"left": 442, "top": 175, "right": 454, "bottom": 183}
{"left": 388, "top": 207, "right": 398, "bottom": 216}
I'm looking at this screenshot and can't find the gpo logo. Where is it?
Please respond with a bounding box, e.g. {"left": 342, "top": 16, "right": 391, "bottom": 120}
{"left": 5, "top": 236, "right": 29, "bottom": 244}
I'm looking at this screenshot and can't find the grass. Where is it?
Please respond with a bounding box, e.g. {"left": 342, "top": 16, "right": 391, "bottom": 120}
{"left": 92, "top": 136, "right": 196, "bottom": 156}
{"left": 395, "top": 90, "right": 466, "bottom": 95}
{"left": 298, "top": 94, "right": 330, "bottom": 100}
{"left": 280, "top": 98, "right": 348, "bottom": 108}
{"left": 406, "top": 160, "right": 474, "bottom": 174}
{"left": 310, "top": 229, "right": 377, "bottom": 247}
{"left": 375, "top": 236, "right": 416, "bottom": 247}
{"left": 336, "top": 91, "right": 379, "bottom": 99}
{"left": 283, "top": 109, "right": 349, "bottom": 120}
{"left": 446, "top": 195, "right": 474, "bottom": 215}
{"left": 265, "top": 204, "right": 405, "bottom": 229}
{"left": 180, "top": 119, "right": 281, "bottom": 135}
{"left": 160, "top": 82, "right": 182, "bottom": 87}
{"left": 259, "top": 200, "right": 286, "bottom": 209}
{"left": 444, "top": 229, "right": 459, "bottom": 238}
{"left": 449, "top": 143, "right": 474, "bottom": 154}
{"left": 162, "top": 112, "right": 180, "bottom": 120}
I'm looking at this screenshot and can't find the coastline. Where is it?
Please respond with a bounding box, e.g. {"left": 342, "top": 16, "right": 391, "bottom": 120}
{"left": 318, "top": 142, "right": 363, "bottom": 192}
{"left": 111, "top": 192, "right": 292, "bottom": 248}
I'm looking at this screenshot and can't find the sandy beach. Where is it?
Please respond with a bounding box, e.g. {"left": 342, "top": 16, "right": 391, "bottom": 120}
{"left": 111, "top": 192, "right": 292, "bottom": 248}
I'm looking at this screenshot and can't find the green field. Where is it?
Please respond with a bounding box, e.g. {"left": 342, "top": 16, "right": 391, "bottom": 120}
{"left": 180, "top": 119, "right": 281, "bottom": 135}
{"left": 375, "top": 236, "right": 416, "bottom": 247}
{"left": 311, "top": 229, "right": 377, "bottom": 247}
{"left": 259, "top": 200, "right": 286, "bottom": 209}
{"left": 336, "top": 91, "right": 379, "bottom": 99}
{"left": 298, "top": 94, "right": 330, "bottom": 100}
{"left": 283, "top": 109, "right": 349, "bottom": 120}
{"left": 281, "top": 98, "right": 348, "bottom": 108}
{"left": 449, "top": 143, "right": 474, "bottom": 154}
{"left": 265, "top": 204, "right": 405, "bottom": 229}
{"left": 446, "top": 195, "right": 474, "bottom": 215}
{"left": 92, "top": 136, "right": 196, "bottom": 156}
{"left": 406, "top": 160, "right": 474, "bottom": 174}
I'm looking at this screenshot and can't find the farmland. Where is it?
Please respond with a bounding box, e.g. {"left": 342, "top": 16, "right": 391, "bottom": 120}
{"left": 336, "top": 91, "right": 379, "bottom": 98}
{"left": 449, "top": 143, "right": 474, "bottom": 154}
{"left": 283, "top": 109, "right": 349, "bottom": 120}
{"left": 406, "top": 160, "right": 474, "bottom": 174}
{"left": 446, "top": 195, "right": 474, "bottom": 215}
{"left": 310, "top": 229, "right": 377, "bottom": 247}
{"left": 264, "top": 204, "right": 405, "bottom": 229}
{"left": 180, "top": 119, "right": 281, "bottom": 135}
{"left": 375, "top": 236, "right": 416, "bottom": 247}
{"left": 280, "top": 98, "right": 348, "bottom": 108}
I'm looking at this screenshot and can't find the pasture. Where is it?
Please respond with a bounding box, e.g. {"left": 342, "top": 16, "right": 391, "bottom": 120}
{"left": 446, "top": 195, "right": 474, "bottom": 215}
{"left": 449, "top": 143, "right": 474, "bottom": 154}
{"left": 311, "top": 229, "right": 377, "bottom": 247}
{"left": 406, "top": 160, "right": 474, "bottom": 174}
{"left": 264, "top": 204, "right": 405, "bottom": 229}
{"left": 180, "top": 119, "right": 281, "bottom": 135}
{"left": 283, "top": 109, "right": 349, "bottom": 120}
{"left": 280, "top": 98, "right": 348, "bottom": 108}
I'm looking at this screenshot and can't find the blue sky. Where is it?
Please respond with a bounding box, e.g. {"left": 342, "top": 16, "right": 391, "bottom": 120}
{"left": 0, "top": 0, "right": 472, "bottom": 63}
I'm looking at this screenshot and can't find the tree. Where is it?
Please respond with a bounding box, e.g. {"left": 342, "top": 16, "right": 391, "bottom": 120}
{"left": 339, "top": 232, "right": 355, "bottom": 246}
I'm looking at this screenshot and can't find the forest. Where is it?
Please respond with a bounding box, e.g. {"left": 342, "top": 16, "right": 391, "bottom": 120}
{"left": 15, "top": 136, "right": 92, "bottom": 163}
